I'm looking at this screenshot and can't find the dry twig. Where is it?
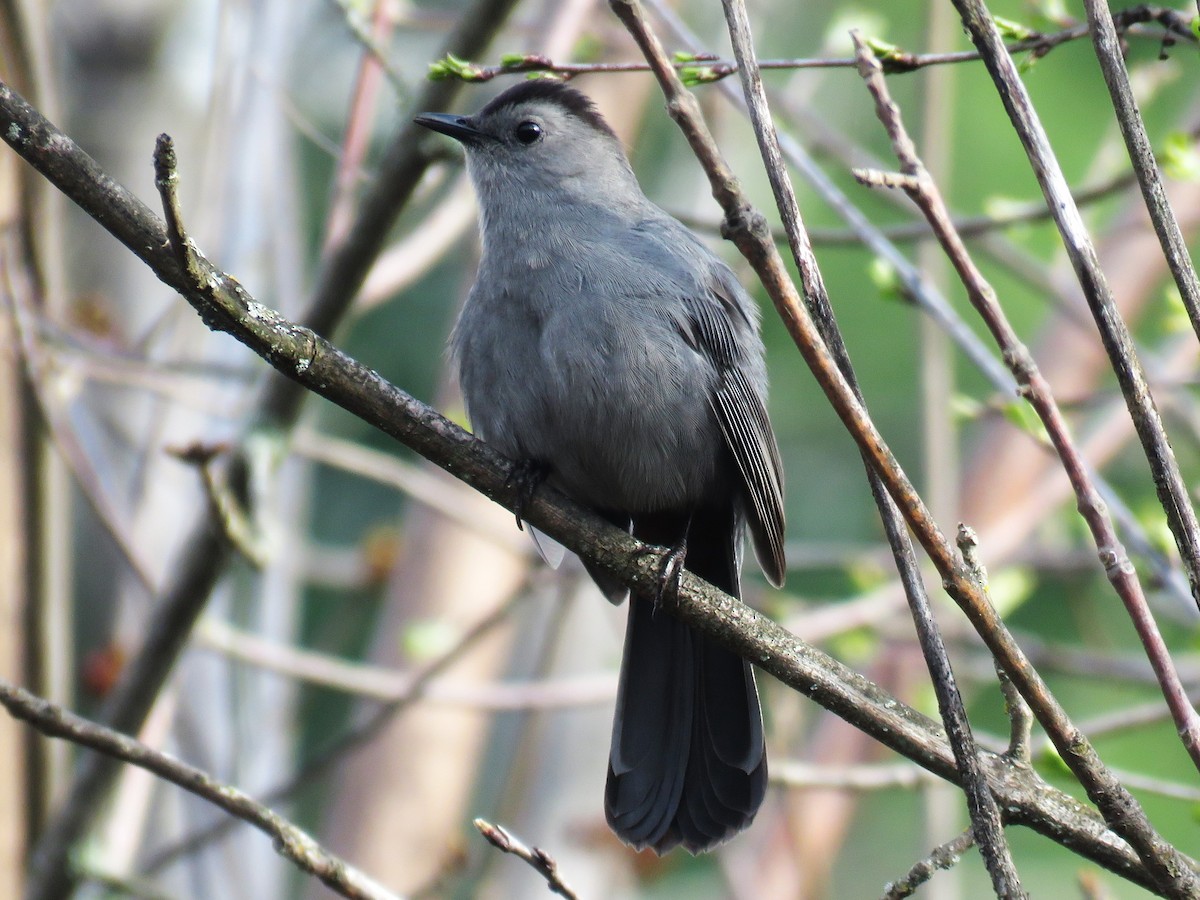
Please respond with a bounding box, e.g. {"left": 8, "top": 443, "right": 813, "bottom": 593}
{"left": 473, "top": 819, "right": 578, "bottom": 900}
{"left": 0, "top": 680, "right": 400, "bottom": 900}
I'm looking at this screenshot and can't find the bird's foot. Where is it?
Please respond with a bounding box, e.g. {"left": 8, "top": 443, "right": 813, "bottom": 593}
{"left": 506, "top": 458, "right": 550, "bottom": 530}
{"left": 653, "top": 539, "right": 688, "bottom": 614}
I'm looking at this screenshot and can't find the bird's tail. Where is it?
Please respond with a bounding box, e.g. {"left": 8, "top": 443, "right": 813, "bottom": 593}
{"left": 604, "top": 509, "right": 767, "bottom": 854}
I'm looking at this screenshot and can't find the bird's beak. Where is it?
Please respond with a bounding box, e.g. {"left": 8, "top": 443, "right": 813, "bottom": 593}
{"left": 414, "top": 112, "right": 486, "bottom": 144}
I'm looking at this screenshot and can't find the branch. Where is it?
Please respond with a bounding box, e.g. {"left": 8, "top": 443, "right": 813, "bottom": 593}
{"left": 608, "top": 0, "right": 1195, "bottom": 894}
{"left": 884, "top": 828, "right": 978, "bottom": 900}
{"left": 427, "top": 6, "right": 1197, "bottom": 83}
{"left": 0, "top": 681, "right": 400, "bottom": 900}
{"left": 959, "top": 527, "right": 1034, "bottom": 763}
{"left": 1083, "top": 0, "right": 1200, "bottom": 346}
{"left": 143, "top": 587, "right": 530, "bottom": 875}
{"left": 473, "top": 819, "right": 578, "bottom": 900}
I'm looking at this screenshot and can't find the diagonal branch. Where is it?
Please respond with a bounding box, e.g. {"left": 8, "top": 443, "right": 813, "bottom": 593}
{"left": 1082, "top": 0, "right": 1200, "bottom": 345}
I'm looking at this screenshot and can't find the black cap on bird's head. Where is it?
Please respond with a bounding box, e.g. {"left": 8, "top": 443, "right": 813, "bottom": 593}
{"left": 414, "top": 80, "right": 619, "bottom": 147}
{"left": 476, "top": 80, "right": 617, "bottom": 139}
{"left": 413, "top": 80, "right": 638, "bottom": 202}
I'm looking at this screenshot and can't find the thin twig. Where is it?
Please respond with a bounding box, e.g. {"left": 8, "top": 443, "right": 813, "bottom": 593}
{"left": 1083, "top": 0, "right": 1200, "bottom": 345}
{"left": 166, "top": 440, "right": 269, "bottom": 566}
{"left": 884, "top": 828, "right": 978, "bottom": 900}
{"left": 958, "top": 527, "right": 1034, "bottom": 763}
{"left": 721, "top": 0, "right": 1020, "bottom": 891}
{"left": 194, "top": 615, "right": 615, "bottom": 709}
{"left": 143, "top": 588, "right": 530, "bottom": 874}
{"left": 607, "top": 0, "right": 1195, "bottom": 894}
{"left": 473, "top": 819, "right": 578, "bottom": 900}
{"left": 851, "top": 29, "right": 1200, "bottom": 771}
{"left": 432, "top": 7, "right": 1196, "bottom": 83}
{"left": 772, "top": 760, "right": 939, "bottom": 791}
{"left": 0, "top": 680, "right": 402, "bottom": 900}
{"left": 721, "top": 169, "right": 1139, "bottom": 246}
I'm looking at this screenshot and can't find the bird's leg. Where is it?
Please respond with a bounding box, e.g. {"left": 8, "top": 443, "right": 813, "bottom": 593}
{"left": 506, "top": 458, "right": 550, "bottom": 530}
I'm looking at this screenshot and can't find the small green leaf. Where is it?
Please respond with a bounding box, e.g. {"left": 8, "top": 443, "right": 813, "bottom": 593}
{"left": 679, "top": 65, "right": 720, "bottom": 86}
{"left": 499, "top": 52, "right": 528, "bottom": 67}
{"left": 673, "top": 51, "right": 698, "bottom": 63}
{"left": 994, "top": 15, "right": 1036, "bottom": 41}
{"left": 1002, "top": 400, "right": 1050, "bottom": 445}
{"left": 1017, "top": 52, "right": 1041, "bottom": 74}
{"left": 1037, "top": 744, "right": 1071, "bottom": 777}
{"left": 866, "top": 36, "right": 901, "bottom": 58}
{"left": 987, "top": 566, "right": 1035, "bottom": 617}
{"left": 403, "top": 618, "right": 459, "bottom": 661}
{"left": 427, "top": 53, "right": 485, "bottom": 82}
{"left": 1162, "top": 131, "right": 1200, "bottom": 182}
{"left": 867, "top": 256, "right": 902, "bottom": 299}
{"left": 950, "top": 393, "right": 985, "bottom": 423}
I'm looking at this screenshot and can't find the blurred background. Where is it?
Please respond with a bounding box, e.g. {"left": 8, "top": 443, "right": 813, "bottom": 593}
{"left": 2, "top": 0, "right": 1200, "bottom": 896}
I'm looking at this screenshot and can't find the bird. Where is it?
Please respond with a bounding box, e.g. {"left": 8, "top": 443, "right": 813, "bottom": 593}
{"left": 415, "top": 80, "right": 785, "bottom": 854}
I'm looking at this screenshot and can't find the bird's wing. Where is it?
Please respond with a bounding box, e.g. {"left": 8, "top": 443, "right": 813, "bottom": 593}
{"left": 680, "top": 274, "right": 786, "bottom": 587}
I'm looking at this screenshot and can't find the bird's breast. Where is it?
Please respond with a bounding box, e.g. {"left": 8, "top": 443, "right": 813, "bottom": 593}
{"left": 457, "top": 288, "right": 728, "bottom": 514}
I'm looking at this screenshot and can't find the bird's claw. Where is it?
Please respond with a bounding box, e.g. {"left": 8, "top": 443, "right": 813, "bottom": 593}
{"left": 653, "top": 540, "right": 688, "bottom": 614}
{"left": 506, "top": 459, "right": 550, "bottom": 530}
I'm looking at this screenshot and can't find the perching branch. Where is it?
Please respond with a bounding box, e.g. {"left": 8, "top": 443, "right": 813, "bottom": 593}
{"left": 0, "top": 681, "right": 401, "bottom": 900}
{"left": 608, "top": 0, "right": 1196, "bottom": 895}
{"left": 0, "top": 73, "right": 1187, "bottom": 893}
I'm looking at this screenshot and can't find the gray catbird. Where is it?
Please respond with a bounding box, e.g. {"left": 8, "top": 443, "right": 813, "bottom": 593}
{"left": 415, "top": 81, "right": 785, "bottom": 854}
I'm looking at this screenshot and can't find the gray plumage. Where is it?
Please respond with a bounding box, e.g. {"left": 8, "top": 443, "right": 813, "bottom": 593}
{"left": 415, "top": 81, "right": 785, "bottom": 854}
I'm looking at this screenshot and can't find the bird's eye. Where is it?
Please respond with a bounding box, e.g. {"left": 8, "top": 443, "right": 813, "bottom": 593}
{"left": 515, "top": 121, "right": 543, "bottom": 144}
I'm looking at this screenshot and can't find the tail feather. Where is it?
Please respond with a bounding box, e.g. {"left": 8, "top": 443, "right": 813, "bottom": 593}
{"left": 603, "top": 508, "right": 767, "bottom": 854}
